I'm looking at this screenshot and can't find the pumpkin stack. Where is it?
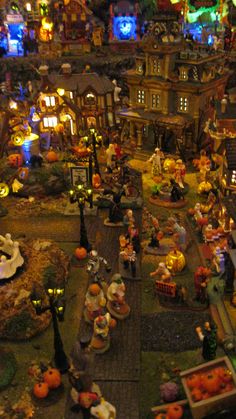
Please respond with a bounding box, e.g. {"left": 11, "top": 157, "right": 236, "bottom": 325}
{"left": 33, "top": 368, "right": 62, "bottom": 400}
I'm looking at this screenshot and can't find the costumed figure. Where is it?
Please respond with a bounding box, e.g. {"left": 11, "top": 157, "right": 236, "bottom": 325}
{"left": 107, "top": 190, "right": 124, "bottom": 224}
{"left": 84, "top": 284, "right": 106, "bottom": 323}
{"left": 150, "top": 262, "right": 172, "bottom": 283}
{"left": 212, "top": 246, "right": 225, "bottom": 275}
{"left": 106, "top": 144, "right": 116, "bottom": 173}
{"left": 91, "top": 398, "right": 116, "bottom": 419}
{"left": 170, "top": 179, "right": 184, "bottom": 202}
{"left": 174, "top": 159, "right": 186, "bottom": 189}
{"left": 194, "top": 266, "right": 211, "bottom": 303}
{"left": 120, "top": 243, "right": 137, "bottom": 278}
{"left": 196, "top": 322, "right": 218, "bottom": 360}
{"left": 127, "top": 226, "right": 140, "bottom": 253}
{"left": 86, "top": 250, "right": 111, "bottom": 284}
{"left": 148, "top": 148, "right": 164, "bottom": 177}
{"left": 167, "top": 217, "right": 187, "bottom": 251}
{"left": 123, "top": 209, "right": 135, "bottom": 229}
{"left": 90, "top": 313, "right": 116, "bottom": 354}
{"left": 106, "top": 273, "right": 130, "bottom": 320}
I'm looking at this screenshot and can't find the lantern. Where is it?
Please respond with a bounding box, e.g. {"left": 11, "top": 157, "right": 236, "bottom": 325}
{"left": 166, "top": 249, "right": 185, "bottom": 273}
{"left": 30, "top": 289, "right": 42, "bottom": 315}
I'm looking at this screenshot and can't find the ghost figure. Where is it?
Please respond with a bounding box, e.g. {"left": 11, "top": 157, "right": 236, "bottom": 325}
{"left": 112, "top": 79, "right": 121, "bottom": 103}
{"left": 90, "top": 398, "right": 116, "bottom": 419}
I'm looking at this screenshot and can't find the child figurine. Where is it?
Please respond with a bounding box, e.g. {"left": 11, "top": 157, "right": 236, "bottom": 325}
{"left": 90, "top": 313, "right": 116, "bottom": 354}
{"left": 148, "top": 147, "right": 164, "bottom": 178}
{"left": 84, "top": 284, "right": 106, "bottom": 323}
{"left": 196, "top": 321, "right": 217, "bottom": 360}
{"left": 150, "top": 262, "right": 172, "bottom": 282}
{"left": 120, "top": 243, "right": 137, "bottom": 278}
{"left": 106, "top": 273, "right": 130, "bottom": 320}
{"left": 174, "top": 159, "right": 186, "bottom": 189}
{"left": 86, "top": 250, "right": 111, "bottom": 283}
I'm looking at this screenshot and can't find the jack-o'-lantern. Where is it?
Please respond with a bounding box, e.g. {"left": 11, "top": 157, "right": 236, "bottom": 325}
{"left": 46, "top": 150, "right": 59, "bottom": 163}
{"left": 8, "top": 154, "right": 23, "bottom": 167}
{"left": 163, "top": 158, "right": 176, "bottom": 174}
{"left": 33, "top": 382, "right": 49, "bottom": 399}
{"left": 11, "top": 131, "right": 25, "bottom": 146}
{"left": 43, "top": 368, "right": 61, "bottom": 389}
{"left": 166, "top": 249, "right": 185, "bottom": 273}
{"left": 0, "top": 183, "right": 9, "bottom": 198}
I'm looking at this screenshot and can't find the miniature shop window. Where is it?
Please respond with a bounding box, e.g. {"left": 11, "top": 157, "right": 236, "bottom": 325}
{"left": 152, "top": 59, "right": 161, "bottom": 75}
{"left": 44, "top": 96, "right": 56, "bottom": 107}
{"left": 178, "top": 96, "right": 189, "bottom": 113}
{"left": 137, "top": 90, "right": 145, "bottom": 104}
{"left": 43, "top": 116, "right": 58, "bottom": 128}
{"left": 151, "top": 94, "right": 161, "bottom": 109}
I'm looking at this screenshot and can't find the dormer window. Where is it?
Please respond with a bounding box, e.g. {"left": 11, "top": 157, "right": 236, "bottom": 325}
{"left": 45, "top": 96, "right": 56, "bottom": 107}
{"left": 179, "top": 67, "right": 188, "bottom": 81}
{"left": 85, "top": 92, "right": 96, "bottom": 105}
{"left": 152, "top": 59, "right": 161, "bottom": 75}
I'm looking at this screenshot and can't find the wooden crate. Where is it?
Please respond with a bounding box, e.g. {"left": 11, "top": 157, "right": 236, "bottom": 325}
{"left": 180, "top": 356, "right": 236, "bottom": 419}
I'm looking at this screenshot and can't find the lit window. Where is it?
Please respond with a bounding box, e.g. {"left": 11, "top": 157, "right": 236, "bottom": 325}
{"left": 43, "top": 116, "right": 58, "bottom": 128}
{"left": 69, "top": 91, "right": 73, "bottom": 99}
{"left": 44, "top": 96, "right": 56, "bottom": 107}
{"left": 137, "top": 90, "right": 145, "bottom": 104}
{"left": 85, "top": 92, "right": 96, "bottom": 105}
{"left": 178, "top": 96, "right": 189, "bottom": 112}
{"left": 152, "top": 94, "right": 160, "bottom": 108}
{"left": 152, "top": 59, "right": 161, "bottom": 75}
{"left": 25, "top": 2, "right": 32, "bottom": 12}
{"left": 179, "top": 68, "right": 188, "bottom": 81}
{"left": 231, "top": 170, "right": 236, "bottom": 184}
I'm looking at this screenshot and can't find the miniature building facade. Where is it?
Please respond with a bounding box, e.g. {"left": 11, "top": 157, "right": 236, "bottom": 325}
{"left": 109, "top": 0, "right": 140, "bottom": 43}
{"left": 119, "top": 14, "right": 229, "bottom": 151}
{"left": 36, "top": 64, "right": 116, "bottom": 138}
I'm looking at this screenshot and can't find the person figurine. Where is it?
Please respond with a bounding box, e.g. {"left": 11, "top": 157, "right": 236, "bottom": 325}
{"left": 107, "top": 190, "right": 123, "bottom": 224}
{"left": 148, "top": 148, "right": 164, "bottom": 178}
{"left": 86, "top": 250, "right": 111, "bottom": 284}
{"left": 212, "top": 246, "right": 225, "bottom": 275}
{"left": 123, "top": 209, "right": 135, "bottom": 229}
{"left": 167, "top": 217, "right": 187, "bottom": 251}
{"left": 84, "top": 284, "right": 106, "bottom": 323}
{"left": 112, "top": 79, "right": 122, "bottom": 104}
{"left": 174, "top": 159, "right": 186, "bottom": 189}
{"left": 194, "top": 266, "right": 211, "bottom": 303}
{"left": 106, "top": 273, "right": 130, "bottom": 320}
{"left": 120, "top": 243, "right": 137, "bottom": 278}
{"left": 150, "top": 262, "right": 172, "bottom": 283}
{"left": 196, "top": 321, "right": 217, "bottom": 360}
{"left": 91, "top": 398, "right": 117, "bottom": 419}
{"left": 194, "top": 203, "right": 203, "bottom": 221}
{"left": 69, "top": 335, "right": 95, "bottom": 393}
{"left": 170, "top": 179, "right": 184, "bottom": 202}
{"left": 106, "top": 143, "right": 116, "bottom": 173}
{"left": 90, "top": 313, "right": 115, "bottom": 354}
{"left": 127, "top": 225, "right": 140, "bottom": 253}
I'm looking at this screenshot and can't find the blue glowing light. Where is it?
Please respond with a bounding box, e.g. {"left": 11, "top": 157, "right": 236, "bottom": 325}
{"left": 113, "top": 16, "right": 137, "bottom": 41}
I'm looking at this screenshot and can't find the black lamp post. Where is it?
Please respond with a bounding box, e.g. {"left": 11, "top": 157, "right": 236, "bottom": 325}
{"left": 30, "top": 280, "right": 69, "bottom": 374}
{"left": 84, "top": 128, "right": 102, "bottom": 179}
{"left": 69, "top": 181, "right": 93, "bottom": 251}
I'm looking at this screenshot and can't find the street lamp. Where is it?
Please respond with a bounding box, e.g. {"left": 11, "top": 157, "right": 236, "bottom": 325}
{"left": 69, "top": 180, "right": 93, "bottom": 251}
{"left": 83, "top": 128, "right": 102, "bottom": 179}
{"left": 30, "top": 280, "right": 69, "bottom": 374}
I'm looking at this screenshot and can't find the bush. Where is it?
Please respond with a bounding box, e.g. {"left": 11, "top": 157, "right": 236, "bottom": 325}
{"left": 0, "top": 349, "right": 17, "bottom": 390}
{"left": 4, "top": 310, "right": 34, "bottom": 338}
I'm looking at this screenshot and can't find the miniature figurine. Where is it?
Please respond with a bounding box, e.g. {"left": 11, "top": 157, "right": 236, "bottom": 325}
{"left": 167, "top": 217, "right": 187, "bottom": 251}
{"left": 196, "top": 321, "right": 218, "bottom": 360}
{"left": 127, "top": 225, "right": 140, "bottom": 253}
{"left": 106, "top": 273, "right": 130, "bottom": 320}
{"left": 112, "top": 79, "right": 122, "bottom": 104}
{"left": 91, "top": 398, "right": 116, "bottom": 419}
{"left": 69, "top": 335, "right": 95, "bottom": 392}
{"left": 107, "top": 190, "right": 124, "bottom": 225}
{"left": 211, "top": 247, "right": 225, "bottom": 275}
{"left": 148, "top": 147, "right": 164, "bottom": 177}
{"left": 84, "top": 284, "right": 106, "bottom": 323}
{"left": 86, "top": 250, "right": 111, "bottom": 283}
{"left": 170, "top": 179, "right": 184, "bottom": 202}
{"left": 90, "top": 313, "right": 115, "bottom": 354}
{"left": 194, "top": 266, "right": 211, "bottom": 303}
{"left": 150, "top": 262, "right": 172, "bottom": 282}
{"left": 123, "top": 209, "right": 135, "bottom": 229}
{"left": 106, "top": 143, "right": 116, "bottom": 173}
{"left": 120, "top": 243, "right": 137, "bottom": 278}
{"left": 174, "top": 159, "right": 186, "bottom": 189}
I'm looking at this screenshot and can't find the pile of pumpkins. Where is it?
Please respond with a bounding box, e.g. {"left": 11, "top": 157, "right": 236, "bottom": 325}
{"left": 33, "top": 368, "right": 62, "bottom": 399}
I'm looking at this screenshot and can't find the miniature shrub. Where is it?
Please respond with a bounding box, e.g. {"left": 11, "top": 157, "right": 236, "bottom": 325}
{"left": 4, "top": 310, "right": 34, "bottom": 339}
{"left": 42, "top": 265, "right": 57, "bottom": 288}
{"left": 0, "top": 349, "right": 17, "bottom": 390}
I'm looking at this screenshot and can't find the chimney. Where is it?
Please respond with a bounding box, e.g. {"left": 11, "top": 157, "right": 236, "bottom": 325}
{"left": 61, "top": 63, "right": 72, "bottom": 76}
{"left": 221, "top": 95, "right": 228, "bottom": 114}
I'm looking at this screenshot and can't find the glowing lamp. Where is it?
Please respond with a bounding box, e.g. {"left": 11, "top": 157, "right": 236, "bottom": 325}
{"left": 55, "top": 298, "right": 65, "bottom": 321}
{"left": 0, "top": 183, "right": 9, "bottom": 198}
{"left": 77, "top": 183, "right": 83, "bottom": 191}
{"left": 57, "top": 88, "right": 65, "bottom": 97}
{"left": 12, "top": 131, "right": 25, "bottom": 146}
{"left": 9, "top": 99, "right": 18, "bottom": 110}
{"left": 25, "top": 2, "right": 32, "bottom": 12}
{"left": 87, "top": 188, "right": 92, "bottom": 196}
{"left": 69, "top": 189, "right": 74, "bottom": 196}
{"left": 31, "top": 289, "right": 42, "bottom": 315}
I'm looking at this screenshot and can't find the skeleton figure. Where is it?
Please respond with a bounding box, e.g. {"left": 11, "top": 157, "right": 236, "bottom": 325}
{"left": 86, "top": 250, "right": 111, "bottom": 283}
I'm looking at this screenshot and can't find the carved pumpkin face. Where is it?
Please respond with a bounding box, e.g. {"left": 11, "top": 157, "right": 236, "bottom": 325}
{"left": 11, "top": 131, "right": 25, "bottom": 146}
{"left": 0, "top": 183, "right": 9, "bottom": 198}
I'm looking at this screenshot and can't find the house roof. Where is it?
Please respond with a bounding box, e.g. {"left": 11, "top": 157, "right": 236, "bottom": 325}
{"left": 225, "top": 138, "right": 236, "bottom": 170}
{"left": 118, "top": 107, "right": 192, "bottom": 127}
{"left": 46, "top": 72, "right": 114, "bottom": 95}
{"left": 64, "top": 0, "right": 93, "bottom": 16}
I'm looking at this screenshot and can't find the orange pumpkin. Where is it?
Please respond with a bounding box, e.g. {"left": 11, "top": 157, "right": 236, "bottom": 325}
{"left": 188, "top": 208, "right": 195, "bottom": 216}
{"left": 167, "top": 403, "right": 184, "bottom": 419}
{"left": 191, "top": 388, "right": 203, "bottom": 402}
{"left": 109, "top": 318, "right": 117, "bottom": 329}
{"left": 46, "top": 150, "right": 59, "bottom": 163}
{"left": 201, "top": 390, "right": 210, "bottom": 400}
{"left": 186, "top": 373, "right": 201, "bottom": 390}
{"left": 201, "top": 372, "right": 220, "bottom": 394}
{"left": 8, "top": 154, "right": 23, "bottom": 167}
{"left": 92, "top": 173, "right": 101, "bottom": 189}
{"left": 43, "top": 368, "right": 61, "bottom": 389}
{"left": 33, "top": 382, "right": 49, "bottom": 398}
{"left": 75, "top": 247, "right": 87, "bottom": 260}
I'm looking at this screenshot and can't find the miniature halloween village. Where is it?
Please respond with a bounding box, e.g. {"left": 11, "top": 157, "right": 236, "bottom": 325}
{"left": 2, "top": 1, "right": 236, "bottom": 419}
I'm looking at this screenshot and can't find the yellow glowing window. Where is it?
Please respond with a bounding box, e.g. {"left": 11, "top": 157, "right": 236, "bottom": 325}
{"left": 178, "top": 96, "right": 189, "bottom": 112}
{"left": 43, "top": 116, "right": 58, "bottom": 128}
{"left": 152, "top": 59, "right": 161, "bottom": 75}
{"left": 137, "top": 90, "right": 145, "bottom": 104}
{"left": 152, "top": 94, "right": 160, "bottom": 108}
{"left": 71, "top": 13, "right": 77, "bottom": 22}
{"left": 62, "top": 13, "right": 67, "bottom": 22}
{"left": 45, "top": 96, "right": 56, "bottom": 107}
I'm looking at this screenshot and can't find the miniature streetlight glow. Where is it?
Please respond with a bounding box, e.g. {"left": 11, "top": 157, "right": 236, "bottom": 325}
{"left": 25, "top": 2, "right": 32, "bottom": 12}
{"left": 57, "top": 88, "right": 65, "bottom": 97}
{"left": 9, "top": 99, "right": 18, "bottom": 110}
